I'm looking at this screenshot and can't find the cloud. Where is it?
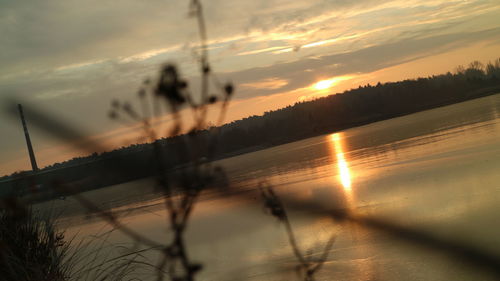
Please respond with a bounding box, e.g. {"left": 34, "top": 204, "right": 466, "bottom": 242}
{"left": 220, "top": 27, "right": 500, "bottom": 99}
{"left": 0, "top": 0, "right": 190, "bottom": 75}
{"left": 2, "top": 25, "right": 499, "bottom": 114}
{"left": 2, "top": 0, "right": 498, "bottom": 80}
{"left": 240, "top": 77, "right": 289, "bottom": 90}
{"left": 119, "top": 46, "right": 181, "bottom": 63}
{"left": 237, "top": 46, "right": 288, "bottom": 56}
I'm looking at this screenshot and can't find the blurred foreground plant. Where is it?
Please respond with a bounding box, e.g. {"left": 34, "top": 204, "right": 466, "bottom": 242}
{"left": 260, "top": 184, "right": 336, "bottom": 281}
{"left": 103, "top": 1, "right": 234, "bottom": 280}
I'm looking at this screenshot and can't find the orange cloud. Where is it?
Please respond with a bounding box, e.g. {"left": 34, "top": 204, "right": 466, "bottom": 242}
{"left": 240, "top": 77, "right": 289, "bottom": 90}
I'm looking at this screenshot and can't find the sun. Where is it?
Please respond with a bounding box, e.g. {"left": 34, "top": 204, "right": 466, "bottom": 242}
{"left": 313, "top": 79, "right": 335, "bottom": 90}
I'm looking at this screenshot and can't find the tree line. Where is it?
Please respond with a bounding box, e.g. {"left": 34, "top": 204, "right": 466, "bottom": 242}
{"left": 2, "top": 58, "right": 500, "bottom": 197}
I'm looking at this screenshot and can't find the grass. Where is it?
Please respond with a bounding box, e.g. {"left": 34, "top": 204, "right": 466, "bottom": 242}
{"left": 0, "top": 206, "right": 144, "bottom": 281}
{"left": 0, "top": 207, "right": 69, "bottom": 280}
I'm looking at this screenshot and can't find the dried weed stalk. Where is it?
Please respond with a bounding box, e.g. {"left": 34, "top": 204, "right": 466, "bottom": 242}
{"left": 101, "top": 1, "right": 234, "bottom": 280}
{"left": 260, "top": 184, "right": 336, "bottom": 281}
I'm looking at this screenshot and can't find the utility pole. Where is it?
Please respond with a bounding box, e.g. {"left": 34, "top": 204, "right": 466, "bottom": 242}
{"left": 18, "top": 104, "right": 39, "bottom": 172}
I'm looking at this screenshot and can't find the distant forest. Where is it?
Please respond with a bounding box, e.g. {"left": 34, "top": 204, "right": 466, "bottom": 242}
{"left": 2, "top": 58, "right": 500, "bottom": 196}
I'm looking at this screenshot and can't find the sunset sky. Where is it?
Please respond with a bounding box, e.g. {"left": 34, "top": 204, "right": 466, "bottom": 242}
{"left": 1, "top": 0, "right": 499, "bottom": 175}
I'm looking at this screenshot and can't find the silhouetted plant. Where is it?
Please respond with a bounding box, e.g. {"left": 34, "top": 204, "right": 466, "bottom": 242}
{"left": 104, "top": 1, "right": 234, "bottom": 280}
{"left": 0, "top": 207, "right": 67, "bottom": 281}
{"left": 0, "top": 207, "right": 141, "bottom": 281}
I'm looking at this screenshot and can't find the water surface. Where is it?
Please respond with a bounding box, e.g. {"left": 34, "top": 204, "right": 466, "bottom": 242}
{"left": 42, "top": 94, "right": 500, "bottom": 281}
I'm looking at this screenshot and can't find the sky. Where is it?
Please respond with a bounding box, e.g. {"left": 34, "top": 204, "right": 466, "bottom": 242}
{"left": 1, "top": 0, "right": 499, "bottom": 175}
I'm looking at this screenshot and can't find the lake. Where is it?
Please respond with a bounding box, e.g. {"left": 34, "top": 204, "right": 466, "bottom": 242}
{"left": 40, "top": 94, "right": 500, "bottom": 281}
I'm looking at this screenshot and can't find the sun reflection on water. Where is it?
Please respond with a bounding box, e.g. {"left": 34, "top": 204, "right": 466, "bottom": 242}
{"left": 331, "top": 133, "right": 352, "bottom": 191}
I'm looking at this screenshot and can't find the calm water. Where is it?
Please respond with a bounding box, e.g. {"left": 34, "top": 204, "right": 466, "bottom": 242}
{"left": 42, "top": 94, "right": 500, "bottom": 281}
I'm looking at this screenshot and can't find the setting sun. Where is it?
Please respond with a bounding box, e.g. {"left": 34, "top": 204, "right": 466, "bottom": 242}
{"left": 312, "top": 76, "right": 355, "bottom": 91}
{"left": 314, "top": 79, "right": 335, "bottom": 90}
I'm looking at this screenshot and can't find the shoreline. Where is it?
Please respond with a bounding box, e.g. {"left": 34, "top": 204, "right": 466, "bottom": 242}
{"left": 1, "top": 89, "right": 499, "bottom": 201}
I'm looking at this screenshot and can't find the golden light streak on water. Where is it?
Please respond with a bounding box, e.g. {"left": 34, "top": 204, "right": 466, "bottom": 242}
{"left": 331, "top": 133, "right": 352, "bottom": 190}
{"left": 329, "top": 133, "right": 375, "bottom": 280}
